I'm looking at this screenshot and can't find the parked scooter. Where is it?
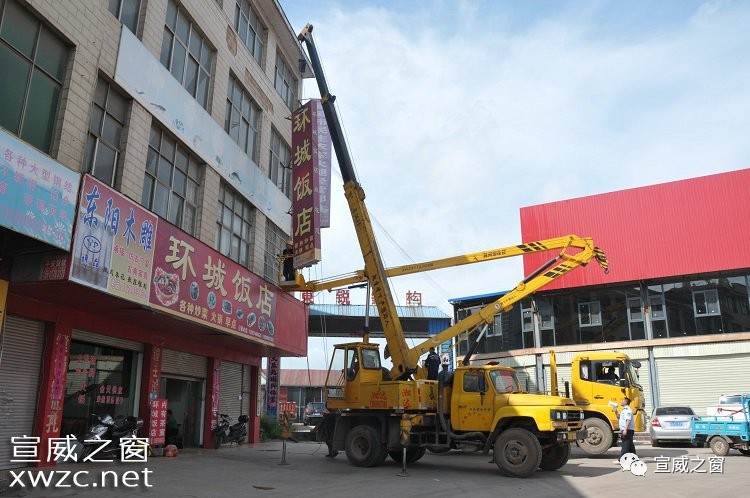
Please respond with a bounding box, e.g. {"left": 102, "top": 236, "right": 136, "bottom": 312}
{"left": 69, "top": 413, "right": 144, "bottom": 462}
{"left": 213, "top": 413, "right": 248, "bottom": 448}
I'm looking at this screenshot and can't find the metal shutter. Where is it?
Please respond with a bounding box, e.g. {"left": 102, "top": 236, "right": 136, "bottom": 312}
{"left": 0, "top": 316, "right": 45, "bottom": 470}
{"left": 72, "top": 329, "right": 143, "bottom": 351}
{"left": 219, "top": 361, "right": 249, "bottom": 418}
{"left": 655, "top": 350, "right": 748, "bottom": 417}
{"left": 161, "top": 349, "right": 207, "bottom": 378}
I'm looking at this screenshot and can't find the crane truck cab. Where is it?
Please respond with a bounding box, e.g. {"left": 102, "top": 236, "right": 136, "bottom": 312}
{"left": 550, "top": 351, "right": 646, "bottom": 455}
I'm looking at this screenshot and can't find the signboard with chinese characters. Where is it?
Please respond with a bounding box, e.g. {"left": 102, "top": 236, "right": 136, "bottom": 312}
{"left": 69, "top": 175, "right": 156, "bottom": 304}
{"left": 266, "top": 356, "right": 280, "bottom": 419}
{"left": 290, "top": 101, "right": 323, "bottom": 268}
{"left": 0, "top": 129, "right": 80, "bottom": 250}
{"left": 149, "top": 399, "right": 168, "bottom": 445}
{"left": 149, "top": 223, "right": 278, "bottom": 343}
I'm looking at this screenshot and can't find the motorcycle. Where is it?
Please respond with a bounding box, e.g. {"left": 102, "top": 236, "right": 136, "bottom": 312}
{"left": 68, "top": 413, "right": 144, "bottom": 462}
{"left": 213, "top": 413, "right": 248, "bottom": 448}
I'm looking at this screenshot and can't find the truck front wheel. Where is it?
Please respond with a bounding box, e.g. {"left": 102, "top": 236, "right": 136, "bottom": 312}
{"left": 709, "top": 437, "right": 730, "bottom": 457}
{"left": 493, "top": 428, "right": 542, "bottom": 478}
{"left": 344, "top": 425, "right": 387, "bottom": 467}
{"left": 577, "top": 418, "right": 613, "bottom": 455}
{"left": 539, "top": 442, "right": 571, "bottom": 471}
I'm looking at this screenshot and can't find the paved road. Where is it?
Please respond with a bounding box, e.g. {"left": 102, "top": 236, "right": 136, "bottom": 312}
{"left": 4, "top": 441, "right": 748, "bottom": 497}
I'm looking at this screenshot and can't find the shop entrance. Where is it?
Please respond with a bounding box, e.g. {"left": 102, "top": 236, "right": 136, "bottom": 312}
{"left": 160, "top": 376, "right": 205, "bottom": 448}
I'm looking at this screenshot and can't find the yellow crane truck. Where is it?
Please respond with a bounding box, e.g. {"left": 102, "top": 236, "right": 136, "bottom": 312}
{"left": 549, "top": 351, "right": 647, "bottom": 455}
{"left": 287, "top": 24, "right": 609, "bottom": 477}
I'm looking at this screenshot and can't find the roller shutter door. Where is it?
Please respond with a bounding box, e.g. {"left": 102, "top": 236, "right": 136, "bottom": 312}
{"left": 72, "top": 329, "right": 143, "bottom": 351}
{"left": 0, "top": 316, "right": 45, "bottom": 470}
{"left": 162, "top": 349, "right": 207, "bottom": 378}
{"left": 655, "top": 353, "right": 747, "bottom": 417}
{"left": 219, "top": 361, "right": 249, "bottom": 419}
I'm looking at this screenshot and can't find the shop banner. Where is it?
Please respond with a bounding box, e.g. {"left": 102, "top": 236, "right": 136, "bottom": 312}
{"left": 290, "top": 101, "right": 323, "bottom": 268}
{"left": 149, "top": 398, "right": 168, "bottom": 446}
{"left": 0, "top": 129, "right": 80, "bottom": 250}
{"left": 149, "top": 222, "right": 278, "bottom": 343}
{"left": 69, "top": 175, "right": 157, "bottom": 304}
{"left": 312, "top": 99, "right": 332, "bottom": 228}
{"left": 266, "top": 356, "right": 280, "bottom": 419}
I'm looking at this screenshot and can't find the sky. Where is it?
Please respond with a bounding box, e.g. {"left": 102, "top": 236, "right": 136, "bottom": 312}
{"left": 276, "top": 0, "right": 750, "bottom": 370}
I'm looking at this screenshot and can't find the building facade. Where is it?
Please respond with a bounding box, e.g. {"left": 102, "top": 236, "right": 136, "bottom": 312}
{"left": 452, "top": 168, "right": 750, "bottom": 418}
{"left": 0, "top": 0, "right": 310, "bottom": 469}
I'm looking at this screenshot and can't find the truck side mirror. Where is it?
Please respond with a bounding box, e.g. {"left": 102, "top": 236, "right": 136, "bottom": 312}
{"left": 618, "top": 379, "right": 628, "bottom": 388}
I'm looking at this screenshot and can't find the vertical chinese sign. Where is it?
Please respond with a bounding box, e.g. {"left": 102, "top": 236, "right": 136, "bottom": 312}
{"left": 69, "top": 175, "right": 156, "bottom": 304}
{"left": 291, "top": 100, "right": 324, "bottom": 268}
{"left": 266, "top": 356, "right": 280, "bottom": 419}
{"left": 149, "top": 399, "right": 168, "bottom": 445}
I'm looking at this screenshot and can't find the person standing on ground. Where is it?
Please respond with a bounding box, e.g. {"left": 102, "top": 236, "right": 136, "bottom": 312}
{"left": 424, "top": 347, "right": 441, "bottom": 380}
{"left": 613, "top": 396, "right": 636, "bottom": 461}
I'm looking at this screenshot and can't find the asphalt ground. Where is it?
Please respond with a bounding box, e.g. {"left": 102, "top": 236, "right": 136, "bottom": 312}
{"left": 2, "top": 439, "right": 748, "bottom": 498}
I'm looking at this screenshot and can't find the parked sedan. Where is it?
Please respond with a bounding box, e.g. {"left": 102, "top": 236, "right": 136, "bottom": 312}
{"left": 649, "top": 406, "right": 699, "bottom": 446}
{"left": 303, "top": 402, "right": 327, "bottom": 426}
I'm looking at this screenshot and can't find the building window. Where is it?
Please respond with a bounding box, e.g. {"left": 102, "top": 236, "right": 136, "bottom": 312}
{"left": 234, "top": 0, "right": 265, "bottom": 65}
{"left": 0, "top": 0, "right": 68, "bottom": 154}
{"left": 693, "top": 289, "right": 720, "bottom": 317}
{"left": 274, "top": 52, "right": 297, "bottom": 109}
{"left": 264, "top": 222, "right": 287, "bottom": 282}
{"left": 269, "top": 129, "right": 291, "bottom": 197}
{"left": 578, "top": 301, "right": 601, "bottom": 327}
{"left": 107, "top": 0, "right": 141, "bottom": 34}
{"left": 225, "top": 75, "right": 261, "bottom": 161}
{"left": 216, "top": 181, "right": 254, "bottom": 268}
{"left": 142, "top": 125, "right": 202, "bottom": 234}
{"left": 160, "top": 0, "right": 213, "bottom": 109}
{"left": 85, "top": 78, "right": 128, "bottom": 187}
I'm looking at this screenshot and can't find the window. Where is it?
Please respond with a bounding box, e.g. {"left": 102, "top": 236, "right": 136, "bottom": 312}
{"left": 234, "top": 0, "right": 265, "bottom": 64}
{"left": 578, "top": 301, "right": 601, "bottom": 327}
{"left": 142, "top": 125, "right": 202, "bottom": 234}
{"left": 0, "top": 0, "right": 68, "bottom": 153}
{"left": 693, "top": 289, "right": 720, "bottom": 317}
{"left": 627, "top": 297, "right": 643, "bottom": 322}
{"left": 269, "top": 129, "right": 291, "bottom": 197}
{"left": 274, "top": 51, "right": 297, "bottom": 109}
{"left": 463, "top": 372, "right": 484, "bottom": 393}
{"left": 85, "top": 77, "right": 128, "bottom": 187}
{"left": 216, "top": 181, "right": 254, "bottom": 268}
{"left": 107, "top": 0, "right": 141, "bottom": 34}
{"left": 264, "top": 222, "right": 287, "bottom": 282}
{"left": 225, "top": 75, "right": 260, "bottom": 161}
{"left": 160, "top": 0, "right": 213, "bottom": 108}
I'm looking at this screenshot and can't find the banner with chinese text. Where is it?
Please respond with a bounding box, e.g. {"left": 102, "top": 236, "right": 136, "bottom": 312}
{"left": 0, "top": 129, "right": 80, "bottom": 250}
{"left": 69, "top": 176, "right": 156, "bottom": 304}
{"left": 149, "top": 222, "right": 278, "bottom": 344}
{"left": 291, "top": 100, "right": 323, "bottom": 268}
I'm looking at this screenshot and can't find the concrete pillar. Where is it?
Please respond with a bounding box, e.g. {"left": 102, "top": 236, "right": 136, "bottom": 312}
{"left": 203, "top": 357, "right": 221, "bottom": 448}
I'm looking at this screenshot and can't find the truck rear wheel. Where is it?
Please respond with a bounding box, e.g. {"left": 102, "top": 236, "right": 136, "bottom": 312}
{"left": 539, "top": 442, "right": 571, "bottom": 471}
{"left": 493, "top": 428, "right": 542, "bottom": 478}
{"left": 709, "top": 437, "right": 730, "bottom": 457}
{"left": 344, "top": 425, "right": 387, "bottom": 467}
{"left": 388, "top": 447, "right": 426, "bottom": 464}
{"left": 577, "top": 418, "right": 613, "bottom": 455}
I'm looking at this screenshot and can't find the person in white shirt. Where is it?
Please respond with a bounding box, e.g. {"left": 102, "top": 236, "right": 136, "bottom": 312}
{"left": 613, "top": 396, "right": 636, "bottom": 460}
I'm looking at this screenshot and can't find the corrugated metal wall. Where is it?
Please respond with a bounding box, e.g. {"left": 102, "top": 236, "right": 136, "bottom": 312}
{"left": 653, "top": 342, "right": 750, "bottom": 417}
{"left": 0, "top": 316, "right": 45, "bottom": 470}
{"left": 520, "top": 168, "right": 750, "bottom": 290}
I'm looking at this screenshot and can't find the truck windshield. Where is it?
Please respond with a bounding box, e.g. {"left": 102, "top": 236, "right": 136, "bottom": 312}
{"left": 625, "top": 361, "right": 642, "bottom": 388}
{"left": 489, "top": 370, "right": 521, "bottom": 393}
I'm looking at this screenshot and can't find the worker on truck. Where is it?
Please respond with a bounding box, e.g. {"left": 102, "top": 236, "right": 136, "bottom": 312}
{"left": 424, "top": 347, "right": 441, "bottom": 380}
